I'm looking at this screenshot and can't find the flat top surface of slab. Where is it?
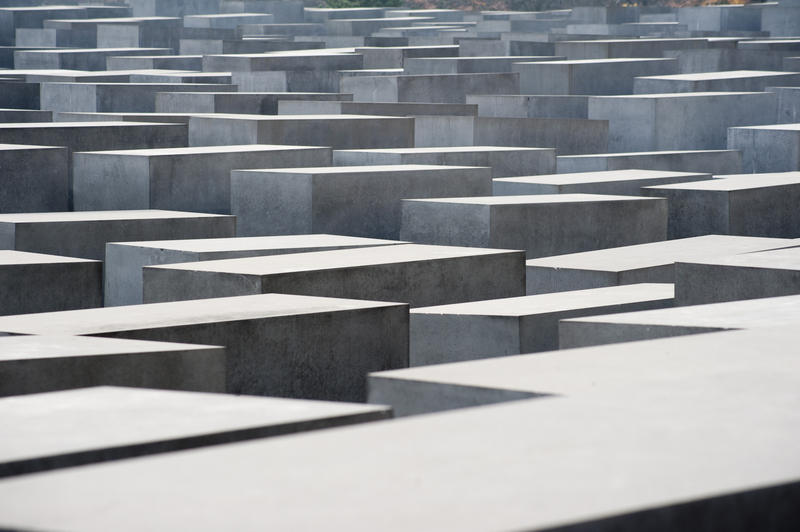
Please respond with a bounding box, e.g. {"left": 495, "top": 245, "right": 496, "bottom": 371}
{"left": 637, "top": 70, "right": 797, "bottom": 80}
{"left": 0, "top": 121, "right": 179, "bottom": 130}
{"left": 517, "top": 57, "right": 674, "bottom": 65}
{"left": 683, "top": 246, "right": 800, "bottom": 270}
{"left": 151, "top": 244, "right": 520, "bottom": 276}
{"left": 111, "top": 235, "right": 404, "bottom": 253}
{"left": 238, "top": 164, "right": 483, "bottom": 174}
{"left": 0, "top": 143, "right": 62, "bottom": 151}
{"left": 412, "top": 283, "right": 673, "bottom": 316}
{"left": 0, "top": 386, "right": 388, "bottom": 466}
{"left": 646, "top": 172, "right": 800, "bottom": 191}
{"left": 525, "top": 235, "right": 790, "bottom": 271}
{"left": 592, "top": 91, "right": 765, "bottom": 99}
{"left": 560, "top": 149, "right": 736, "bottom": 158}
{"left": 731, "top": 123, "right": 800, "bottom": 131}
{"left": 0, "top": 335, "right": 216, "bottom": 363}
{"left": 495, "top": 169, "right": 707, "bottom": 185}
{"left": 0, "top": 210, "right": 228, "bottom": 224}
{"left": 406, "top": 193, "right": 661, "bottom": 205}
{"left": 0, "top": 294, "right": 401, "bottom": 336}
{"left": 79, "top": 144, "right": 322, "bottom": 156}
{"left": 0, "top": 250, "right": 97, "bottom": 266}
{"left": 337, "top": 146, "right": 551, "bottom": 154}
{"left": 191, "top": 113, "right": 407, "bottom": 121}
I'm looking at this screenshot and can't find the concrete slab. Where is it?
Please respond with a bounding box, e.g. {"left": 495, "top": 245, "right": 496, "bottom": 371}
{"left": 0, "top": 386, "right": 389, "bottom": 477}
{"left": 155, "top": 91, "right": 353, "bottom": 114}
{"left": 340, "top": 72, "right": 520, "bottom": 104}
{"left": 0, "top": 210, "right": 235, "bottom": 260}
{"left": 230, "top": 164, "right": 492, "bottom": 238}
{"left": 493, "top": 169, "right": 710, "bottom": 196}
{"left": 409, "top": 283, "right": 674, "bottom": 365}
{"left": 728, "top": 123, "right": 800, "bottom": 173}
{"left": 0, "top": 293, "right": 407, "bottom": 401}
{"left": 0, "top": 143, "right": 68, "bottom": 213}
{"left": 400, "top": 194, "right": 667, "bottom": 259}
{"left": 105, "top": 234, "right": 404, "bottom": 306}
{"left": 525, "top": 234, "right": 790, "bottom": 294}
{"left": 557, "top": 149, "right": 742, "bottom": 175}
{"left": 142, "top": 244, "right": 525, "bottom": 308}
{"left": 466, "top": 94, "right": 589, "bottom": 119}
{"left": 634, "top": 69, "right": 800, "bottom": 93}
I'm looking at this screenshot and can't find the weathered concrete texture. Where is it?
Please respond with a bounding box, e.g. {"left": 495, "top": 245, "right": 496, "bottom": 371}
{"left": 188, "top": 114, "right": 414, "bottom": 149}
{"left": 1, "top": 368, "right": 799, "bottom": 531}
{"left": 466, "top": 94, "right": 589, "bottom": 119}
{"left": 559, "top": 293, "right": 800, "bottom": 349}
{"left": 409, "top": 283, "right": 674, "bottom": 365}
{"left": 231, "top": 165, "right": 492, "bottom": 238}
{"left": 0, "top": 143, "right": 68, "bottom": 213}
{"left": 0, "top": 337, "right": 225, "bottom": 399}
{"left": 0, "top": 293, "right": 407, "bottom": 401}
{"left": 107, "top": 54, "right": 204, "bottom": 71}
{"left": 369, "top": 325, "right": 800, "bottom": 417}
{"left": 675, "top": 246, "right": 800, "bottom": 306}
{"left": 513, "top": 58, "right": 678, "bottom": 95}
{"left": 769, "top": 87, "right": 800, "bottom": 124}
{"left": 14, "top": 47, "right": 172, "bottom": 70}
{"left": 142, "top": 244, "right": 525, "bottom": 308}
{"left": 73, "top": 144, "right": 332, "bottom": 214}
{"left": 340, "top": 72, "right": 520, "bottom": 104}
{"left": 0, "top": 250, "right": 101, "bottom": 315}
{"left": 403, "top": 55, "right": 561, "bottom": 74}
{"left": 642, "top": 172, "right": 800, "bottom": 239}
{"left": 400, "top": 194, "right": 667, "bottom": 259}
{"left": 588, "top": 91, "right": 776, "bottom": 152}
{"left": 333, "top": 146, "right": 556, "bottom": 178}
{"left": 525, "top": 234, "right": 789, "bottom": 295}
{"left": 0, "top": 210, "right": 235, "bottom": 260}
{"left": 156, "top": 91, "right": 353, "bottom": 114}
{"left": 728, "top": 123, "right": 800, "bottom": 173}
{"left": 493, "top": 169, "right": 710, "bottom": 196}
{"left": 105, "top": 234, "right": 404, "bottom": 307}
{"left": 0, "top": 386, "right": 390, "bottom": 478}
{"left": 355, "top": 44, "right": 459, "bottom": 69}
{"left": 554, "top": 38, "right": 708, "bottom": 60}
{"left": 557, "top": 149, "right": 742, "bottom": 175}
{"left": 634, "top": 70, "right": 800, "bottom": 94}
{"left": 277, "top": 100, "right": 477, "bottom": 117}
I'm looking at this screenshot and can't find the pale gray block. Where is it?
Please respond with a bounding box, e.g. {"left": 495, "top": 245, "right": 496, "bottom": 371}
{"left": 727, "top": 124, "right": 800, "bottom": 173}
{"left": 403, "top": 55, "right": 559, "bottom": 75}
{"left": 466, "top": 94, "right": 589, "bottom": 119}
{"left": 14, "top": 47, "right": 172, "bottom": 70}
{"left": 634, "top": 70, "right": 800, "bottom": 94}
{"left": 400, "top": 194, "right": 667, "bottom": 259}
{"left": 0, "top": 293, "right": 408, "bottom": 401}
{"left": 493, "top": 169, "right": 710, "bottom": 196}
{"left": 554, "top": 37, "right": 708, "bottom": 60}
{"left": 0, "top": 337, "right": 225, "bottom": 398}
{"left": 557, "top": 149, "right": 742, "bottom": 175}
{"left": 410, "top": 283, "right": 674, "bottom": 365}
{"left": 142, "top": 244, "right": 525, "bottom": 308}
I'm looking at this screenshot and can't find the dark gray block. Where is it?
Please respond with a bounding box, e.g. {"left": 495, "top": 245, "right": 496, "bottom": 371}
{"left": 0, "top": 143, "right": 68, "bottom": 213}
{"left": 156, "top": 91, "right": 353, "bottom": 115}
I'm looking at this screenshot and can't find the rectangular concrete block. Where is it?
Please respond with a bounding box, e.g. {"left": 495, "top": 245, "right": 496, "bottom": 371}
{"left": 727, "top": 124, "right": 800, "bottom": 173}
{"left": 634, "top": 70, "right": 800, "bottom": 94}
{"left": 230, "top": 165, "right": 492, "bottom": 238}
{"left": 0, "top": 143, "right": 68, "bottom": 213}
{"left": 554, "top": 38, "right": 708, "bottom": 60}
{"left": 0, "top": 210, "right": 235, "bottom": 260}
{"left": 14, "top": 47, "right": 172, "bottom": 70}
{"left": 525, "top": 235, "right": 790, "bottom": 295}
{"left": 333, "top": 146, "right": 556, "bottom": 178}
{"left": 0, "top": 386, "right": 389, "bottom": 477}
{"left": 410, "top": 283, "right": 674, "bottom": 365}
{"left": 0, "top": 338, "right": 225, "bottom": 398}
{"left": 0, "top": 293, "right": 408, "bottom": 401}
{"left": 142, "top": 244, "right": 526, "bottom": 308}
{"left": 155, "top": 91, "right": 353, "bottom": 114}
{"left": 493, "top": 169, "right": 710, "bottom": 196}
{"left": 466, "top": 94, "right": 589, "bottom": 119}
{"left": 340, "top": 72, "right": 520, "bottom": 104}
{"left": 73, "top": 144, "right": 332, "bottom": 214}
{"left": 105, "top": 234, "right": 404, "bottom": 307}
{"left": 400, "top": 194, "right": 667, "bottom": 259}
{"left": 557, "top": 149, "right": 742, "bottom": 175}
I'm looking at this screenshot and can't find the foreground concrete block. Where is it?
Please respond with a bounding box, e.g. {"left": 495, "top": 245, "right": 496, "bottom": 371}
{"left": 0, "top": 386, "right": 389, "bottom": 477}
{"left": 588, "top": 91, "right": 776, "bottom": 152}
{"left": 559, "top": 294, "right": 800, "bottom": 348}
{"left": 189, "top": 114, "right": 414, "bottom": 149}
{"left": 634, "top": 69, "right": 800, "bottom": 94}
{"left": 106, "top": 234, "right": 403, "bottom": 306}
{"left": 0, "top": 338, "right": 224, "bottom": 398}
{"left": 0, "top": 143, "right": 68, "bottom": 213}
{"left": 400, "top": 194, "right": 667, "bottom": 259}
{"left": 0, "top": 210, "right": 235, "bottom": 260}
{"left": 142, "top": 244, "right": 525, "bottom": 307}
{"left": 643, "top": 172, "right": 800, "bottom": 239}
{"left": 410, "top": 283, "right": 674, "bottom": 365}
{"left": 513, "top": 58, "right": 678, "bottom": 95}
{"left": 0, "top": 250, "right": 101, "bottom": 315}
{"left": 231, "top": 165, "right": 492, "bottom": 238}
{"left": 675, "top": 246, "right": 800, "bottom": 306}
{"left": 0, "top": 293, "right": 407, "bottom": 401}
{"left": 73, "top": 144, "right": 332, "bottom": 214}
{"left": 525, "top": 235, "right": 790, "bottom": 295}
{"left": 333, "top": 146, "right": 555, "bottom": 178}
{"left": 557, "top": 149, "right": 742, "bottom": 175}
{"left": 493, "top": 169, "right": 709, "bottom": 196}
{"left": 728, "top": 124, "right": 800, "bottom": 173}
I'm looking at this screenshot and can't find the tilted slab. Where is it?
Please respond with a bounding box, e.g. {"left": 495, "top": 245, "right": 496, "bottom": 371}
{"left": 0, "top": 293, "right": 407, "bottom": 401}
{"left": 230, "top": 164, "right": 492, "bottom": 238}
{"left": 0, "top": 386, "right": 389, "bottom": 477}
{"left": 559, "top": 293, "right": 800, "bottom": 348}
{"left": 400, "top": 194, "right": 667, "bottom": 259}
{"left": 0, "top": 336, "right": 224, "bottom": 398}
{"left": 409, "top": 283, "right": 674, "bottom": 366}
{"left": 557, "top": 149, "right": 742, "bottom": 175}
{"left": 493, "top": 169, "right": 710, "bottom": 196}
{"left": 0, "top": 210, "right": 235, "bottom": 260}
{"left": 142, "top": 244, "right": 525, "bottom": 308}
{"left": 525, "top": 234, "right": 790, "bottom": 294}
{"left": 634, "top": 69, "right": 800, "bottom": 94}
{"left": 73, "top": 144, "right": 332, "bottom": 214}
{"left": 106, "top": 234, "right": 404, "bottom": 306}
